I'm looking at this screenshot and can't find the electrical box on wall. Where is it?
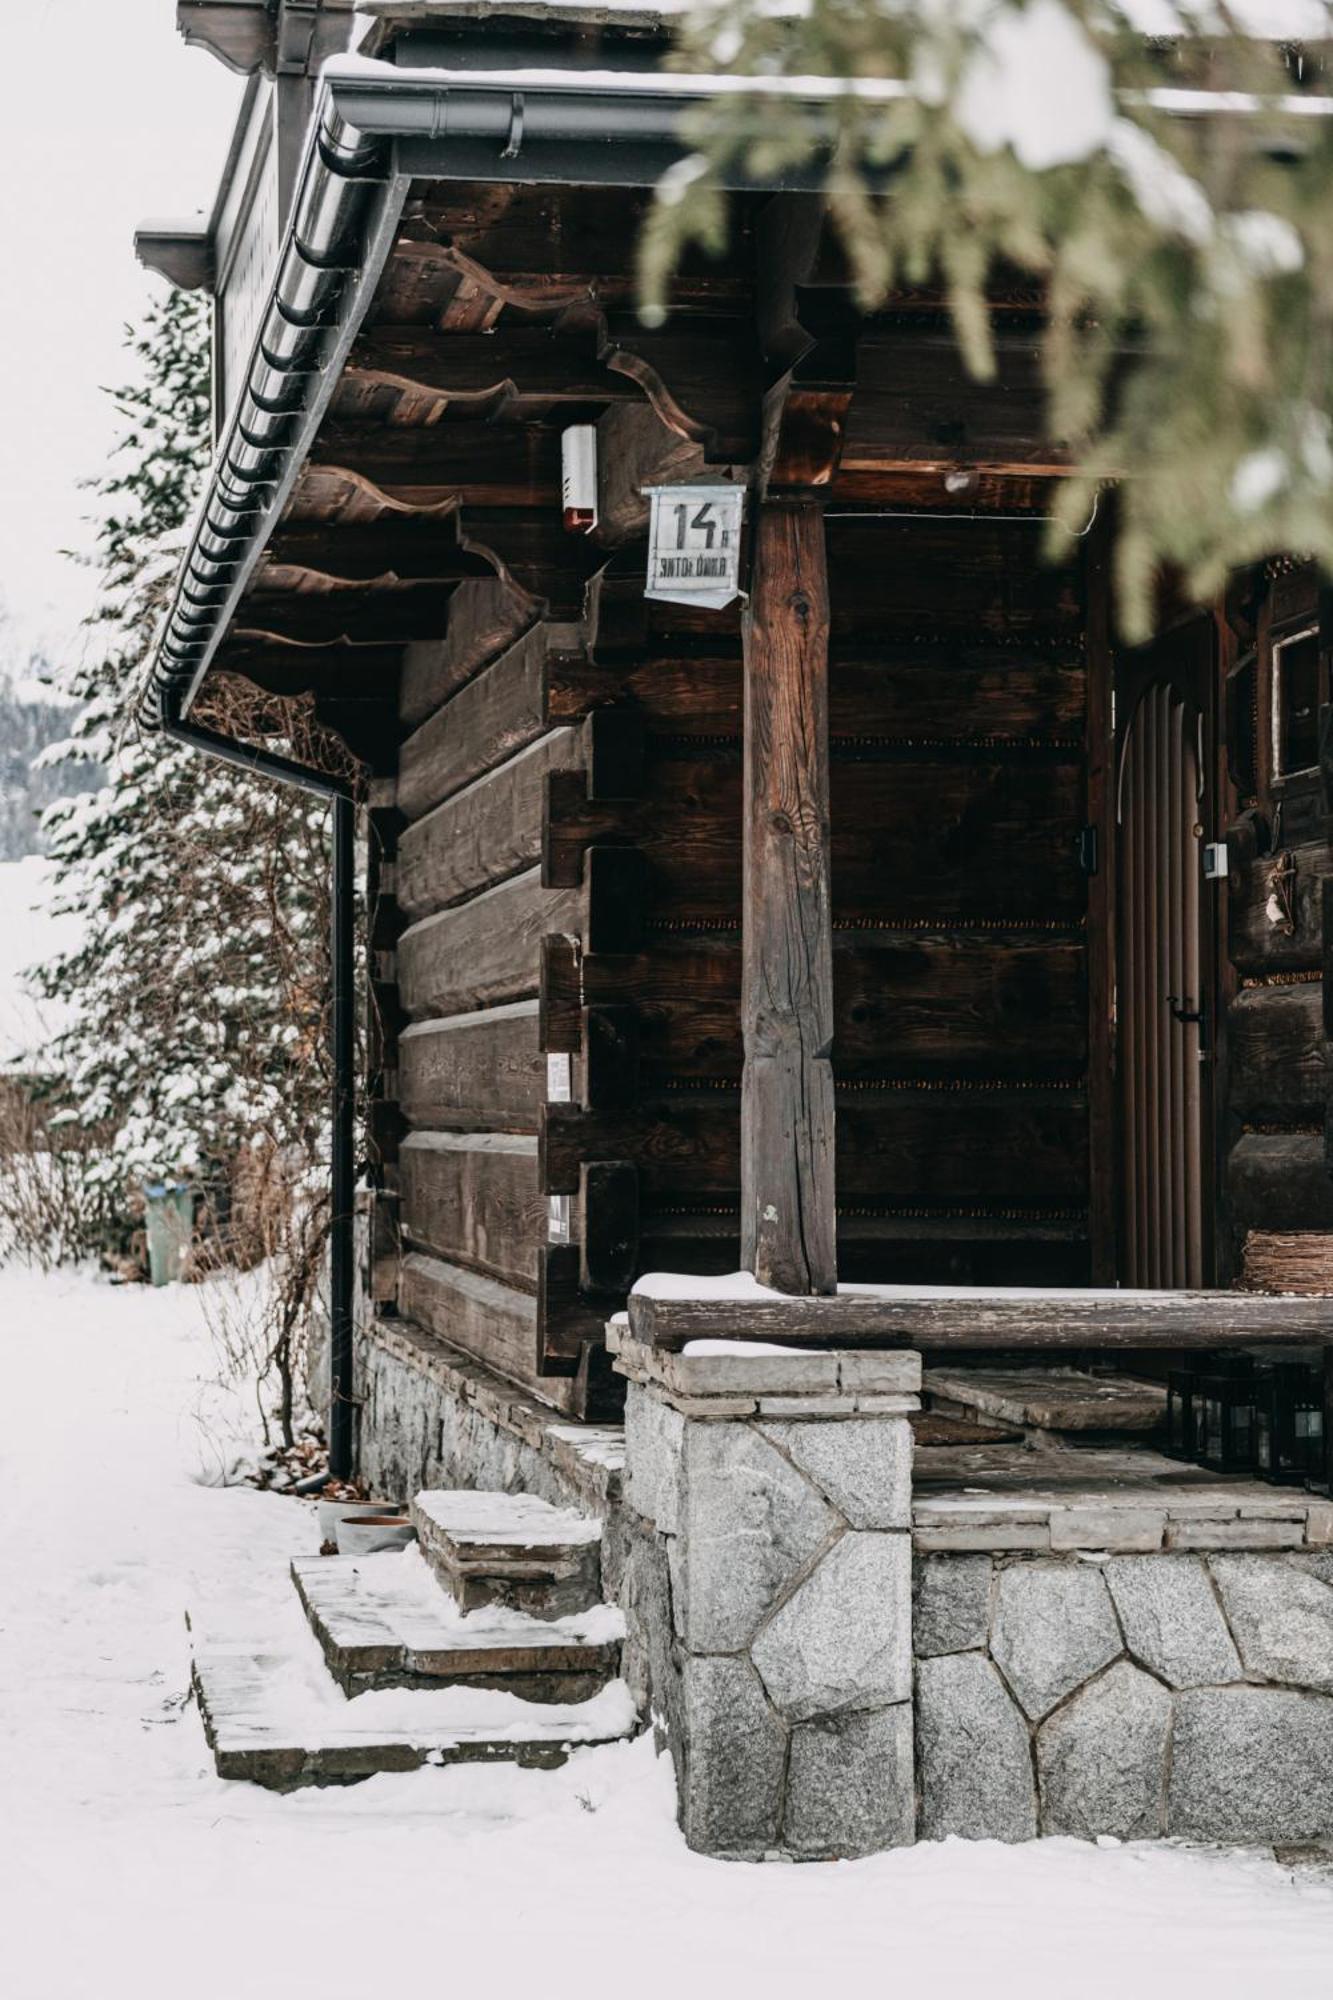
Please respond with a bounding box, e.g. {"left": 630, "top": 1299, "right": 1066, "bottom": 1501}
{"left": 561, "top": 425, "right": 597, "bottom": 533}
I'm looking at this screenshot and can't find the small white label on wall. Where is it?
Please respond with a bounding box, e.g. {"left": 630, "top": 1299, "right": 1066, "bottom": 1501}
{"left": 644, "top": 483, "right": 745, "bottom": 610}
{"left": 548, "top": 1194, "right": 572, "bottom": 1245}
{"left": 546, "top": 1053, "right": 573, "bottom": 1103}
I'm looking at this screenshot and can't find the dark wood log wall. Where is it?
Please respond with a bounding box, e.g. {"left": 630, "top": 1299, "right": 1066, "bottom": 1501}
{"left": 389, "top": 595, "right": 618, "bottom": 1417}
{"left": 387, "top": 507, "right": 1094, "bottom": 1414}
{"left": 188, "top": 126, "right": 1333, "bottom": 1419}
{"left": 537, "top": 510, "right": 1094, "bottom": 1354}
{"left": 1225, "top": 562, "right": 1333, "bottom": 1289}
{"left": 216, "top": 174, "right": 1110, "bottom": 1413}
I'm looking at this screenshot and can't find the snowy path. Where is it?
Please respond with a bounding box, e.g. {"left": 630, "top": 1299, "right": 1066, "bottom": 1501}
{"left": 2, "top": 1266, "right": 1333, "bottom": 2000}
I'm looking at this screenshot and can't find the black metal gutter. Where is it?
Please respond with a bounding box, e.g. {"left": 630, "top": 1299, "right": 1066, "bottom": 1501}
{"left": 162, "top": 702, "right": 358, "bottom": 1485}
{"left": 142, "top": 60, "right": 814, "bottom": 725}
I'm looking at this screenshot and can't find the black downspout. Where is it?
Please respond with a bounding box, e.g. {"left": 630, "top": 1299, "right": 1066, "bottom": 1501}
{"left": 328, "top": 792, "right": 355, "bottom": 1482}
{"left": 161, "top": 703, "right": 358, "bottom": 1484}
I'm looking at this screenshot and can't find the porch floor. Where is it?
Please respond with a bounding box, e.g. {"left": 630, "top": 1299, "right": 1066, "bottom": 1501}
{"left": 912, "top": 1441, "right": 1333, "bottom": 1555}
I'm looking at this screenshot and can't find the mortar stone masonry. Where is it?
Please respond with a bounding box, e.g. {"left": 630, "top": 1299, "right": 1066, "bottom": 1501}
{"left": 915, "top": 1546, "right": 1333, "bottom": 1843}
{"left": 357, "top": 1310, "right": 1333, "bottom": 1860}
{"left": 617, "top": 1358, "right": 917, "bottom": 1859}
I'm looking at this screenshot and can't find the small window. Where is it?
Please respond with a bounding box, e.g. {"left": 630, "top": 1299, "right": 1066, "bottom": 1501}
{"left": 1272, "top": 626, "right": 1322, "bottom": 779}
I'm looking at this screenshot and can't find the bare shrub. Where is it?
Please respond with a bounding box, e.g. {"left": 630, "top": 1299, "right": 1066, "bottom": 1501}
{"left": 0, "top": 1079, "right": 104, "bottom": 1269}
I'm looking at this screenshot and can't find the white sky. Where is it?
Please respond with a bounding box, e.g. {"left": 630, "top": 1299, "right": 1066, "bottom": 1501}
{"left": 0, "top": 2, "right": 241, "bottom": 677}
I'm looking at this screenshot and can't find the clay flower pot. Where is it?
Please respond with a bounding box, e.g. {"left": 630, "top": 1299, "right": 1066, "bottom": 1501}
{"left": 317, "top": 1496, "right": 401, "bottom": 1543}
{"left": 335, "top": 1513, "right": 416, "bottom": 1556}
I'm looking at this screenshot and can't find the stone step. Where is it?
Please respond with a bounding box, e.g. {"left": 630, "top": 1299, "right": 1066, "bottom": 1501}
{"left": 292, "top": 1551, "right": 623, "bottom": 1700}
{"left": 410, "top": 1488, "right": 603, "bottom": 1618}
{"left": 192, "top": 1646, "right": 638, "bottom": 1790}
{"left": 924, "top": 1367, "right": 1167, "bottom": 1438}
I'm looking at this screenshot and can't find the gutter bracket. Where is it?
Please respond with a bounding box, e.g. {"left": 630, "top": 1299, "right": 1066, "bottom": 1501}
{"left": 502, "top": 92, "right": 526, "bottom": 161}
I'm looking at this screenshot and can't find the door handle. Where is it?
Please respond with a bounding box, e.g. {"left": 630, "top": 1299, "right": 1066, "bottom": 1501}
{"left": 1167, "top": 994, "right": 1211, "bottom": 1056}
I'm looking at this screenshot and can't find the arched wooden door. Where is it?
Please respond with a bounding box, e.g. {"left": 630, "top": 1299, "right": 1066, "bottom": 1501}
{"left": 1116, "top": 624, "right": 1217, "bottom": 1287}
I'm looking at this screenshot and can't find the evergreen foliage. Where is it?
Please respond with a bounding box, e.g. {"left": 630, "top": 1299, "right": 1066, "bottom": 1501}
{"left": 0, "top": 651, "right": 91, "bottom": 862}
{"left": 644, "top": 4, "right": 1333, "bottom": 631}
{"left": 32, "top": 291, "right": 336, "bottom": 1259}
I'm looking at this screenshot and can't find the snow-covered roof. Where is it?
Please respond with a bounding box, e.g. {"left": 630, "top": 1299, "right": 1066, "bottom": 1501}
{"left": 361, "top": 0, "right": 1333, "bottom": 31}
{"left": 359, "top": 0, "right": 692, "bottom": 27}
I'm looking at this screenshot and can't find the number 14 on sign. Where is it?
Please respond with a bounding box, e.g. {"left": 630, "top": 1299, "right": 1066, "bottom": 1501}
{"left": 643, "top": 483, "right": 745, "bottom": 611}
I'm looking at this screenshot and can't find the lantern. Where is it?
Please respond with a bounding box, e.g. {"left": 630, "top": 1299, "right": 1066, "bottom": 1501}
{"left": 1166, "top": 1368, "right": 1199, "bottom": 1461}
{"left": 1193, "top": 1363, "right": 1257, "bottom": 1475}
{"left": 1294, "top": 1364, "right": 1326, "bottom": 1488}
{"left": 1254, "top": 1359, "right": 1326, "bottom": 1486}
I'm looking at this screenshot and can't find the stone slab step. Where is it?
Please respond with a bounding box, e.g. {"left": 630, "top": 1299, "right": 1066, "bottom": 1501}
{"left": 411, "top": 1488, "right": 603, "bottom": 1618}
{"left": 292, "top": 1552, "right": 623, "bottom": 1699}
{"left": 193, "top": 1646, "right": 638, "bottom": 1790}
{"left": 925, "top": 1367, "right": 1167, "bottom": 1437}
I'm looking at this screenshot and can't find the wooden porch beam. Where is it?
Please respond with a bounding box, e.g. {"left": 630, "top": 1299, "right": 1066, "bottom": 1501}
{"left": 740, "top": 495, "right": 837, "bottom": 1294}
{"left": 629, "top": 1286, "right": 1333, "bottom": 1351}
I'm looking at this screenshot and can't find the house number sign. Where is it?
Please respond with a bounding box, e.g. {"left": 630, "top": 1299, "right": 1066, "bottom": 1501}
{"left": 643, "top": 483, "right": 745, "bottom": 611}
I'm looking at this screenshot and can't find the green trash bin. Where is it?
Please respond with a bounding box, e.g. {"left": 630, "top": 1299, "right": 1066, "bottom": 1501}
{"left": 143, "top": 1179, "right": 193, "bottom": 1286}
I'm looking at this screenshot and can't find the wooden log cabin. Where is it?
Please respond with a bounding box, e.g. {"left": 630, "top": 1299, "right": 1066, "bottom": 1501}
{"left": 140, "top": 0, "right": 1333, "bottom": 1465}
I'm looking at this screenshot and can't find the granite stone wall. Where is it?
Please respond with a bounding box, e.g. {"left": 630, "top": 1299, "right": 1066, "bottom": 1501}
{"left": 915, "top": 1548, "right": 1333, "bottom": 1845}
{"left": 613, "top": 1336, "right": 922, "bottom": 1859}
{"left": 355, "top": 1306, "right": 1333, "bottom": 1860}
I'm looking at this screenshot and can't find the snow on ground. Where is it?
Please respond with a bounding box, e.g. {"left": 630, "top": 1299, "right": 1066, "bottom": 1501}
{"left": 0, "top": 855, "right": 80, "bottom": 1065}
{"left": 3, "top": 1264, "right": 1333, "bottom": 2000}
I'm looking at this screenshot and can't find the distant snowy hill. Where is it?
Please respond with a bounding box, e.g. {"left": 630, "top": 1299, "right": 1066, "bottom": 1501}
{"left": 0, "top": 669, "right": 90, "bottom": 862}
{"left": 0, "top": 855, "right": 81, "bottom": 1067}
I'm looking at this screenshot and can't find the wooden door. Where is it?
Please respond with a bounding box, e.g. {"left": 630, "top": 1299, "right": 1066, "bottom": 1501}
{"left": 1117, "top": 622, "right": 1217, "bottom": 1287}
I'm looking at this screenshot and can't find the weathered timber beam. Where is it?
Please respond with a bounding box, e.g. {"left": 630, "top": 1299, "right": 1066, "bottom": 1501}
{"left": 740, "top": 497, "right": 837, "bottom": 1293}
{"left": 545, "top": 750, "right": 1086, "bottom": 920}
{"left": 398, "top": 621, "right": 586, "bottom": 822}
{"left": 598, "top": 319, "right": 763, "bottom": 463}
{"left": 399, "top": 579, "right": 538, "bottom": 727}
{"left": 263, "top": 519, "right": 497, "bottom": 582}
{"left": 399, "top": 1001, "right": 543, "bottom": 1134}
{"left": 627, "top": 1288, "right": 1333, "bottom": 1351}
{"left": 345, "top": 327, "right": 640, "bottom": 406}
{"left": 175, "top": 0, "right": 274, "bottom": 73}
{"left": 573, "top": 929, "right": 1089, "bottom": 1080}
{"left": 1228, "top": 837, "right": 1332, "bottom": 975}
{"left": 400, "top": 1131, "right": 543, "bottom": 1293}
{"left": 213, "top": 633, "right": 402, "bottom": 698}
{"left": 343, "top": 323, "right": 761, "bottom": 460}
{"left": 1228, "top": 1131, "right": 1333, "bottom": 1235}
{"left": 594, "top": 404, "right": 710, "bottom": 549}
{"left": 263, "top": 507, "right": 601, "bottom": 612}
{"left": 1228, "top": 982, "right": 1328, "bottom": 1122}
{"left": 398, "top": 869, "right": 583, "bottom": 1022}
{"left": 542, "top": 1093, "right": 1086, "bottom": 1206}
{"left": 841, "top": 326, "right": 1069, "bottom": 476}
{"left": 307, "top": 424, "right": 561, "bottom": 507}
{"left": 397, "top": 728, "right": 578, "bottom": 921}
{"left": 236, "top": 580, "right": 459, "bottom": 646}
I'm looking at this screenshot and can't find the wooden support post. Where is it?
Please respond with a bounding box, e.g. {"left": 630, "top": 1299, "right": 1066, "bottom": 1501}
{"left": 740, "top": 496, "right": 837, "bottom": 1294}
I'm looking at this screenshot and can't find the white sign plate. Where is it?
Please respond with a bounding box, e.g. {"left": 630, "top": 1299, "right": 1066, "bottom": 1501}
{"left": 644, "top": 483, "right": 745, "bottom": 610}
